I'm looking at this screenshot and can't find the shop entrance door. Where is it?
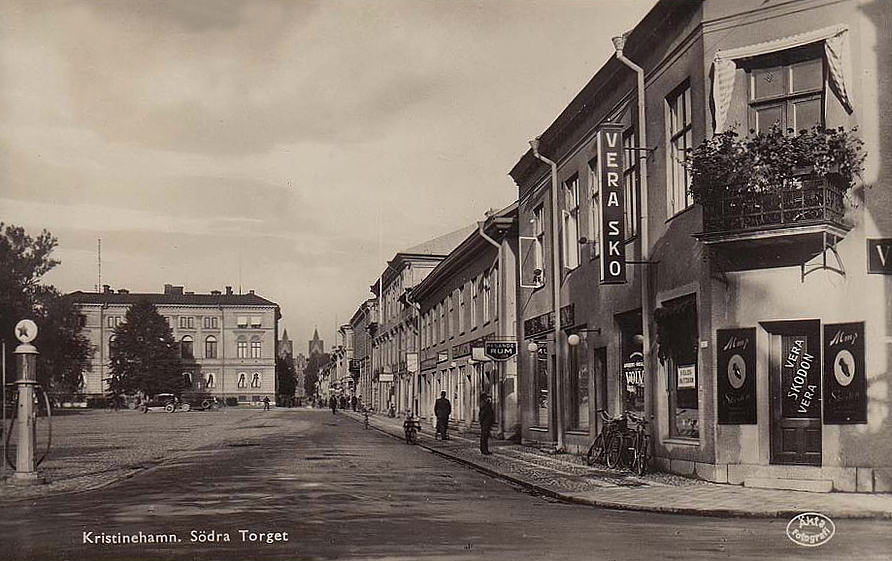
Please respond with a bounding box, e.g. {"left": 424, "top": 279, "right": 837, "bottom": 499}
{"left": 766, "top": 320, "right": 822, "bottom": 466}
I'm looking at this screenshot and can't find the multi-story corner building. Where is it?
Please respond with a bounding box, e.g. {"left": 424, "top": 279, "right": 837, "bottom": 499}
{"left": 349, "top": 299, "right": 376, "bottom": 408}
{"left": 510, "top": 0, "right": 890, "bottom": 492}
{"left": 370, "top": 226, "right": 475, "bottom": 415}
{"left": 69, "top": 284, "right": 280, "bottom": 405}
{"left": 412, "top": 206, "right": 519, "bottom": 438}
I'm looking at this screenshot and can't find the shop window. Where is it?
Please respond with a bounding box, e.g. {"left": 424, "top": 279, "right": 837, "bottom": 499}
{"left": 655, "top": 295, "right": 700, "bottom": 439}
{"left": 747, "top": 46, "right": 824, "bottom": 133}
{"left": 238, "top": 395, "right": 248, "bottom": 402}
{"left": 618, "top": 311, "right": 645, "bottom": 416}
{"left": 568, "top": 332, "right": 590, "bottom": 431}
{"left": 533, "top": 342, "right": 549, "bottom": 427}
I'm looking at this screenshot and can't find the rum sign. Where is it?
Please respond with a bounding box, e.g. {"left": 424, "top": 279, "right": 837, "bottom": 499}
{"left": 598, "top": 123, "right": 626, "bottom": 284}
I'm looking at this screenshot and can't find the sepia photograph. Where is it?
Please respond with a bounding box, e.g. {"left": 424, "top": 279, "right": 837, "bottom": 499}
{"left": 1, "top": 0, "right": 890, "bottom": 559}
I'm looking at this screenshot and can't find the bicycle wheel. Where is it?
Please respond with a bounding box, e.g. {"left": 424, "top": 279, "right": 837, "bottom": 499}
{"left": 633, "top": 435, "right": 651, "bottom": 476}
{"left": 605, "top": 432, "right": 623, "bottom": 469}
{"left": 407, "top": 428, "right": 417, "bottom": 444}
{"left": 586, "top": 434, "right": 605, "bottom": 466}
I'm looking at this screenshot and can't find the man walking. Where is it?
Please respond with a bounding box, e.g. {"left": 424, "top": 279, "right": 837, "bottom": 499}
{"left": 478, "top": 393, "right": 494, "bottom": 455}
{"left": 434, "top": 391, "right": 452, "bottom": 440}
{"left": 262, "top": 396, "right": 270, "bottom": 411}
{"left": 329, "top": 395, "right": 337, "bottom": 415}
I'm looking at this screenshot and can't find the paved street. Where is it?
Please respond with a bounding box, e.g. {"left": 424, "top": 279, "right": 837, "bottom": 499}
{"left": 1, "top": 409, "right": 890, "bottom": 561}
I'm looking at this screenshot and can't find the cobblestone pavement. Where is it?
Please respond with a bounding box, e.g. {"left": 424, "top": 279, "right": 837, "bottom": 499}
{"left": 0, "top": 407, "right": 293, "bottom": 501}
{"left": 348, "top": 411, "right": 892, "bottom": 519}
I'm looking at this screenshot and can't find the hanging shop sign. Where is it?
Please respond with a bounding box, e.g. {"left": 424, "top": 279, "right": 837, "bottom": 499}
{"left": 597, "top": 123, "right": 626, "bottom": 285}
{"left": 406, "top": 352, "right": 418, "bottom": 373}
{"left": 378, "top": 373, "right": 394, "bottom": 383}
{"left": 823, "top": 322, "right": 866, "bottom": 424}
{"left": 717, "top": 328, "right": 757, "bottom": 424}
{"left": 867, "top": 239, "right": 892, "bottom": 274}
{"left": 348, "top": 359, "right": 361, "bottom": 373}
{"left": 437, "top": 351, "right": 449, "bottom": 363}
{"left": 485, "top": 341, "right": 517, "bottom": 361}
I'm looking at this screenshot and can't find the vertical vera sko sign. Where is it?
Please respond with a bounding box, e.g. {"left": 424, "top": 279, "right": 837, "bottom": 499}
{"left": 823, "top": 322, "right": 866, "bottom": 423}
{"left": 597, "top": 123, "right": 626, "bottom": 284}
{"left": 717, "top": 328, "right": 757, "bottom": 424}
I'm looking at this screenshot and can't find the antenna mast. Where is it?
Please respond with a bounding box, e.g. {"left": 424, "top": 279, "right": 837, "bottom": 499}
{"left": 97, "top": 238, "right": 102, "bottom": 292}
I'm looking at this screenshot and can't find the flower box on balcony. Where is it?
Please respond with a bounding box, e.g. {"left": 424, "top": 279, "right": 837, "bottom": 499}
{"left": 689, "top": 126, "right": 863, "bottom": 271}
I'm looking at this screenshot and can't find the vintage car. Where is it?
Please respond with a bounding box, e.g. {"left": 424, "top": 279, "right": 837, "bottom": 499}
{"left": 139, "top": 393, "right": 188, "bottom": 413}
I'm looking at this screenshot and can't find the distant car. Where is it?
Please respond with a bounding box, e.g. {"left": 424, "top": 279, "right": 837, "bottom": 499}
{"left": 139, "top": 393, "right": 189, "bottom": 413}
{"left": 187, "top": 397, "right": 220, "bottom": 411}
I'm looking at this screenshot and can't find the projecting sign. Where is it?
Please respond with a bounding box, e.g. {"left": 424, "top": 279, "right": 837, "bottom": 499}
{"left": 823, "top": 322, "right": 866, "bottom": 424}
{"left": 867, "top": 239, "right": 892, "bottom": 274}
{"left": 597, "top": 123, "right": 626, "bottom": 284}
{"left": 484, "top": 342, "right": 517, "bottom": 361}
{"left": 406, "top": 352, "right": 418, "bottom": 373}
{"left": 717, "top": 328, "right": 757, "bottom": 424}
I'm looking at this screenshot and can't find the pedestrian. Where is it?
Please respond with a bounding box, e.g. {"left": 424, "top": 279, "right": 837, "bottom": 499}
{"left": 478, "top": 393, "right": 494, "bottom": 455}
{"left": 263, "top": 396, "right": 270, "bottom": 411}
{"left": 434, "top": 391, "right": 452, "bottom": 440}
{"left": 351, "top": 395, "right": 358, "bottom": 411}
{"left": 330, "top": 395, "right": 337, "bottom": 414}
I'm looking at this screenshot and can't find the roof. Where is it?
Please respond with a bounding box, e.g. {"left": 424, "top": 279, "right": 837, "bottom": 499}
{"left": 401, "top": 224, "right": 477, "bottom": 256}
{"left": 66, "top": 290, "right": 278, "bottom": 307}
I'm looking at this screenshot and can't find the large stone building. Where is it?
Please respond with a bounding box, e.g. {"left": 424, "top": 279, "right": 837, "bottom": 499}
{"left": 509, "top": 0, "right": 891, "bottom": 492}
{"left": 69, "top": 284, "right": 281, "bottom": 405}
{"left": 370, "top": 226, "right": 475, "bottom": 415}
{"left": 412, "top": 205, "right": 519, "bottom": 438}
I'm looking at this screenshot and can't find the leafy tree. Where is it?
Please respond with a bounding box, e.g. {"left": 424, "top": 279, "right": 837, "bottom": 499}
{"left": 107, "top": 299, "right": 184, "bottom": 398}
{"left": 276, "top": 356, "right": 296, "bottom": 402}
{"left": 0, "top": 223, "right": 91, "bottom": 400}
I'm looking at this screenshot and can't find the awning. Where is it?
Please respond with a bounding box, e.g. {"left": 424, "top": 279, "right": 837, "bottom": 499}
{"left": 712, "top": 25, "right": 852, "bottom": 134}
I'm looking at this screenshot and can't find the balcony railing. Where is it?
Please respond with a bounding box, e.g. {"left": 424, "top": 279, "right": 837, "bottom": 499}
{"left": 701, "top": 172, "right": 848, "bottom": 235}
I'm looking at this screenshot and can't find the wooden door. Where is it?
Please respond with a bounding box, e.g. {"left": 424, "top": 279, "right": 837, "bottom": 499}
{"left": 767, "top": 321, "right": 822, "bottom": 466}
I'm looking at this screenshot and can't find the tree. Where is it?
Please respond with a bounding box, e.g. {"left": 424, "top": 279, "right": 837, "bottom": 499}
{"left": 107, "top": 299, "right": 184, "bottom": 398}
{"left": 303, "top": 351, "right": 329, "bottom": 399}
{"left": 0, "top": 223, "right": 91, "bottom": 400}
{"left": 276, "top": 356, "right": 296, "bottom": 404}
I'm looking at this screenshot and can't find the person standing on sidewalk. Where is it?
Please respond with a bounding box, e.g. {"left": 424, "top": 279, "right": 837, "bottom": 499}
{"left": 479, "top": 393, "right": 494, "bottom": 455}
{"left": 434, "top": 391, "right": 452, "bottom": 440}
{"left": 263, "top": 396, "right": 270, "bottom": 411}
{"left": 329, "top": 395, "right": 337, "bottom": 414}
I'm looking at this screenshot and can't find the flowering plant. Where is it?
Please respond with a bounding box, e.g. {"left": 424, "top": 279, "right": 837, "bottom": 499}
{"left": 688, "top": 125, "right": 865, "bottom": 204}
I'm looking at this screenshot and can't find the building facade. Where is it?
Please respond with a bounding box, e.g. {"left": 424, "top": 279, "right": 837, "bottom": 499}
{"left": 70, "top": 284, "right": 281, "bottom": 405}
{"left": 349, "top": 299, "right": 376, "bottom": 409}
{"left": 510, "top": 0, "right": 891, "bottom": 492}
{"left": 412, "top": 206, "right": 520, "bottom": 438}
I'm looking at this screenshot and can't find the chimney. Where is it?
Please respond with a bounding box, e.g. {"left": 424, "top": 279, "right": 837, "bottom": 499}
{"left": 164, "top": 284, "right": 184, "bottom": 295}
{"left": 102, "top": 284, "right": 111, "bottom": 293}
{"left": 117, "top": 289, "right": 130, "bottom": 294}
{"left": 210, "top": 290, "right": 222, "bottom": 295}
{"left": 225, "top": 286, "right": 233, "bottom": 295}
{"left": 249, "top": 289, "right": 255, "bottom": 295}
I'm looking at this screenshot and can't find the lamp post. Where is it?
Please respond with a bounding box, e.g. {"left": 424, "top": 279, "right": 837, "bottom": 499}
{"left": 529, "top": 137, "right": 565, "bottom": 452}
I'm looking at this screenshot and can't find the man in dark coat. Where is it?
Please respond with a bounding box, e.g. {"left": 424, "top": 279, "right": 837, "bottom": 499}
{"left": 479, "top": 393, "right": 495, "bottom": 455}
{"left": 329, "top": 395, "right": 337, "bottom": 414}
{"left": 434, "top": 391, "right": 452, "bottom": 440}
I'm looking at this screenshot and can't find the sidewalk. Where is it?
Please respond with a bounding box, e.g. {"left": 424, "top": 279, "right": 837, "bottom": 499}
{"left": 345, "top": 410, "right": 892, "bottom": 519}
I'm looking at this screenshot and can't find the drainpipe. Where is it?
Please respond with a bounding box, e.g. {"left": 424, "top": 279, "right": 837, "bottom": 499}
{"left": 613, "top": 35, "right": 654, "bottom": 427}
{"left": 478, "top": 220, "right": 508, "bottom": 437}
{"left": 529, "top": 138, "right": 565, "bottom": 453}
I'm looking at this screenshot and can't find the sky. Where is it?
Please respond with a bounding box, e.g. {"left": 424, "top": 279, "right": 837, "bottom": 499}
{"left": 0, "top": 0, "right": 657, "bottom": 350}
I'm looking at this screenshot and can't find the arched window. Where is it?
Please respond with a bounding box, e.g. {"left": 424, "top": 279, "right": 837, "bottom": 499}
{"left": 251, "top": 373, "right": 262, "bottom": 388}
{"left": 237, "top": 337, "right": 248, "bottom": 358}
{"left": 182, "top": 371, "right": 193, "bottom": 387}
{"left": 181, "top": 335, "right": 194, "bottom": 359}
{"left": 237, "top": 372, "right": 247, "bottom": 388}
{"left": 205, "top": 335, "right": 218, "bottom": 359}
{"left": 205, "top": 373, "right": 216, "bottom": 388}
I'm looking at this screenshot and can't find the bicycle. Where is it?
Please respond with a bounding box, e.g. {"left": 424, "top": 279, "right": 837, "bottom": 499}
{"left": 627, "top": 411, "right": 651, "bottom": 476}
{"left": 585, "top": 409, "right": 625, "bottom": 467}
{"left": 403, "top": 413, "right": 421, "bottom": 444}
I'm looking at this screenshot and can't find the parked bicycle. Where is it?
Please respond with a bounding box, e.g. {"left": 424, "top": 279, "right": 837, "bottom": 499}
{"left": 585, "top": 409, "right": 626, "bottom": 467}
